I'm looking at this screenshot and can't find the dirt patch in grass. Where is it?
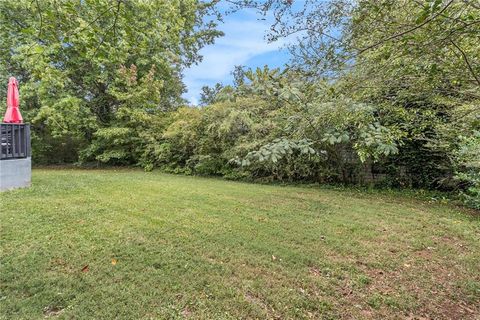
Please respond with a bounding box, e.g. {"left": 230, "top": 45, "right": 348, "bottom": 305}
{"left": 349, "top": 262, "right": 480, "bottom": 319}
{"left": 47, "top": 258, "right": 76, "bottom": 274}
{"left": 244, "top": 292, "right": 275, "bottom": 316}
{"left": 43, "top": 306, "right": 64, "bottom": 317}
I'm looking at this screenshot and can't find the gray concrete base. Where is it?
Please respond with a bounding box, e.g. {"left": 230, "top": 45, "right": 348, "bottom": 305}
{"left": 0, "top": 157, "right": 31, "bottom": 191}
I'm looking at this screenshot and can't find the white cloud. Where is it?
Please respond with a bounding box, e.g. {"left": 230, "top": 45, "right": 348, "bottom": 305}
{"left": 183, "top": 13, "right": 288, "bottom": 105}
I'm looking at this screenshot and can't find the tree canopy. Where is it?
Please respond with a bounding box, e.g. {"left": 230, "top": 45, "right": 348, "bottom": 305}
{"left": 0, "top": 0, "right": 222, "bottom": 161}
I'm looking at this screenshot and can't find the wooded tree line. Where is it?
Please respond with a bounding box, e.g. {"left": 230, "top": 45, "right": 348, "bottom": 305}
{"left": 0, "top": 0, "right": 478, "bottom": 208}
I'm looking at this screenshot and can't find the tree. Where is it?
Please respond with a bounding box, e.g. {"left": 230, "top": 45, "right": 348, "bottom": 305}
{"left": 231, "top": 65, "right": 247, "bottom": 87}
{"left": 228, "top": 0, "right": 480, "bottom": 95}
{"left": 226, "top": 0, "right": 480, "bottom": 200}
{"left": 199, "top": 83, "right": 224, "bottom": 106}
{"left": 0, "top": 0, "right": 222, "bottom": 163}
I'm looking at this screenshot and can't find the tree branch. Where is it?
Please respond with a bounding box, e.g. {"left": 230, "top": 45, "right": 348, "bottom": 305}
{"left": 449, "top": 39, "right": 480, "bottom": 87}
{"left": 90, "top": 0, "right": 122, "bottom": 59}
{"left": 358, "top": 0, "right": 455, "bottom": 54}
{"left": 34, "top": 0, "right": 43, "bottom": 39}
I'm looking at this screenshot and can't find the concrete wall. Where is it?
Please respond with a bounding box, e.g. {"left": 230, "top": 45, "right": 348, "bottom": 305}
{"left": 0, "top": 157, "right": 31, "bottom": 191}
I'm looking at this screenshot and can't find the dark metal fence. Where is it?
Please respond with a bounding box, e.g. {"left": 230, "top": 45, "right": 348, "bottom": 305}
{"left": 0, "top": 123, "right": 30, "bottom": 160}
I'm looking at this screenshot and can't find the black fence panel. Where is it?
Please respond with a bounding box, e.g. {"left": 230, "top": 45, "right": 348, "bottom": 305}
{"left": 0, "top": 123, "right": 31, "bottom": 160}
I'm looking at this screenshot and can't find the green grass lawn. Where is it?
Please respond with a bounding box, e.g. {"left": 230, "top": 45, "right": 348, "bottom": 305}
{"left": 1, "top": 169, "right": 479, "bottom": 319}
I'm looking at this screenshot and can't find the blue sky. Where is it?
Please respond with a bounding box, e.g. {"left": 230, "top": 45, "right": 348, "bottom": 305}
{"left": 182, "top": 8, "right": 291, "bottom": 105}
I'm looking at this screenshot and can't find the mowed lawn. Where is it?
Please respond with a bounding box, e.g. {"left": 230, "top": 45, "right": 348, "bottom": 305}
{"left": 0, "top": 169, "right": 479, "bottom": 319}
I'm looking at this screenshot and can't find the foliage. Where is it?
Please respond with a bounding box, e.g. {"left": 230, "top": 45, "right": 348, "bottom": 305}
{"left": 79, "top": 64, "right": 165, "bottom": 166}
{"left": 225, "top": 0, "right": 480, "bottom": 207}
{"left": 157, "top": 106, "right": 203, "bottom": 173}
{"left": 199, "top": 83, "right": 224, "bottom": 106}
{"left": 454, "top": 130, "right": 480, "bottom": 209}
{"left": 137, "top": 67, "right": 406, "bottom": 184}
{"left": 0, "top": 0, "right": 222, "bottom": 163}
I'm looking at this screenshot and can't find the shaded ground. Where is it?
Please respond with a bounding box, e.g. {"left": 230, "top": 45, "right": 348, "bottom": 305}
{"left": 1, "top": 169, "right": 479, "bottom": 319}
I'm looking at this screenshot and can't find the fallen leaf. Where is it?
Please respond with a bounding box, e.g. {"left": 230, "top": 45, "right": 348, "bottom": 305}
{"left": 81, "top": 265, "right": 89, "bottom": 272}
{"left": 111, "top": 258, "right": 117, "bottom": 266}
